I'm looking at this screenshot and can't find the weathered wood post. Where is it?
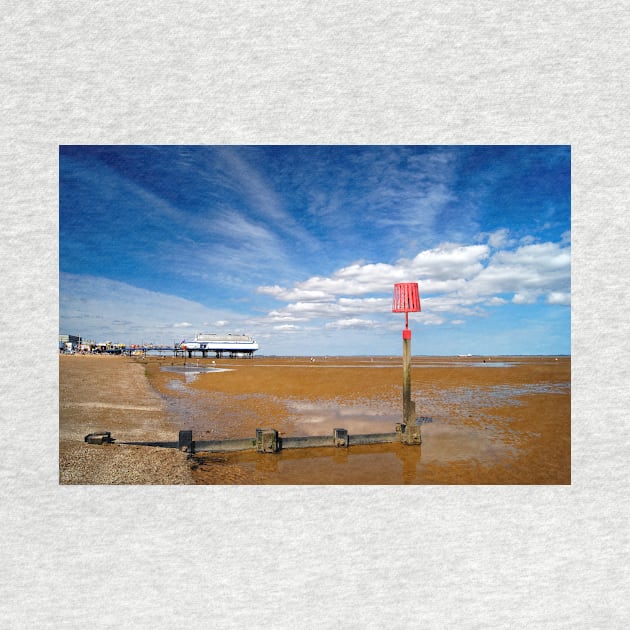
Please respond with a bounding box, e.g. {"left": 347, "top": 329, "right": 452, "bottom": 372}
{"left": 392, "top": 282, "right": 422, "bottom": 445}
{"left": 256, "top": 428, "right": 279, "bottom": 453}
{"left": 402, "top": 326, "right": 415, "bottom": 425}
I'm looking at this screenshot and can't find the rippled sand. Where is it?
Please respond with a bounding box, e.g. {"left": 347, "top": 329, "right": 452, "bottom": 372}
{"left": 144, "top": 354, "right": 571, "bottom": 484}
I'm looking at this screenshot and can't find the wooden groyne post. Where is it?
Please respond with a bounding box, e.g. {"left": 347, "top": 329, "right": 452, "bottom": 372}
{"left": 392, "top": 282, "right": 422, "bottom": 445}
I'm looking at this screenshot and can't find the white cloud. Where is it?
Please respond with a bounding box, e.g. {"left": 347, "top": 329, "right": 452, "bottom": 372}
{"left": 409, "top": 244, "right": 489, "bottom": 280}
{"left": 266, "top": 310, "right": 309, "bottom": 323}
{"left": 519, "top": 235, "right": 538, "bottom": 246}
{"left": 338, "top": 297, "right": 391, "bottom": 312}
{"left": 465, "top": 242, "right": 570, "bottom": 299}
{"left": 547, "top": 292, "right": 571, "bottom": 305}
{"left": 421, "top": 313, "right": 447, "bottom": 326}
{"left": 487, "top": 228, "right": 511, "bottom": 248}
{"left": 62, "top": 231, "right": 571, "bottom": 348}
{"left": 258, "top": 285, "right": 336, "bottom": 302}
{"left": 325, "top": 318, "right": 379, "bottom": 330}
{"left": 273, "top": 324, "right": 300, "bottom": 332}
{"left": 420, "top": 296, "right": 486, "bottom": 317}
{"left": 486, "top": 297, "right": 507, "bottom": 306}
{"left": 512, "top": 292, "right": 539, "bottom": 304}
{"left": 258, "top": 243, "right": 489, "bottom": 301}
{"left": 276, "top": 297, "right": 393, "bottom": 322}
{"left": 256, "top": 236, "right": 571, "bottom": 332}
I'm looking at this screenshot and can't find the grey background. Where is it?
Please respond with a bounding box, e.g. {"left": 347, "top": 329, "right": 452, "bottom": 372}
{"left": 1, "top": 1, "right": 628, "bottom": 627}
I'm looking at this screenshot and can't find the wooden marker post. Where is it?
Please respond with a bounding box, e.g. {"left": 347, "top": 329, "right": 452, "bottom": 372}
{"left": 393, "top": 283, "right": 422, "bottom": 445}
{"left": 402, "top": 326, "right": 415, "bottom": 426}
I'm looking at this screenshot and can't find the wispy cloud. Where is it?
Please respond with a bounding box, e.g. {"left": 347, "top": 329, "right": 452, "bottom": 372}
{"left": 214, "top": 147, "right": 288, "bottom": 224}
{"left": 60, "top": 145, "right": 570, "bottom": 355}
{"left": 60, "top": 273, "right": 251, "bottom": 342}
{"left": 214, "top": 147, "right": 321, "bottom": 252}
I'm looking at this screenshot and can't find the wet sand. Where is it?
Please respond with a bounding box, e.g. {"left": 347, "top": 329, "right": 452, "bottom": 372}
{"left": 60, "top": 354, "right": 570, "bottom": 484}
{"left": 147, "top": 354, "right": 570, "bottom": 484}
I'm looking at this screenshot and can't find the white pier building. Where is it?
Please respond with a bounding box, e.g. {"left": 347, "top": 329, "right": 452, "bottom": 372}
{"left": 180, "top": 333, "right": 258, "bottom": 358}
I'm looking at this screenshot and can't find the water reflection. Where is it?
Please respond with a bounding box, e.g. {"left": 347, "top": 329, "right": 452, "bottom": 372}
{"left": 192, "top": 422, "right": 515, "bottom": 485}
{"left": 287, "top": 400, "right": 399, "bottom": 435}
{"left": 156, "top": 368, "right": 530, "bottom": 483}
{"left": 161, "top": 365, "right": 232, "bottom": 384}
{"left": 249, "top": 444, "right": 424, "bottom": 485}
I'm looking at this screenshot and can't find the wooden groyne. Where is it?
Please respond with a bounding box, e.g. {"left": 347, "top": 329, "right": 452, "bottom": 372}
{"left": 85, "top": 419, "right": 433, "bottom": 455}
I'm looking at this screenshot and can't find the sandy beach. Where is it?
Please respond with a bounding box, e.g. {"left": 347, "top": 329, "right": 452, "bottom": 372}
{"left": 59, "top": 353, "right": 570, "bottom": 484}
{"left": 59, "top": 355, "right": 195, "bottom": 484}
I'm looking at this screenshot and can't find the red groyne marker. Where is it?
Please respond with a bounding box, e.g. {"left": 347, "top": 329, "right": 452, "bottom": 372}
{"left": 392, "top": 282, "right": 421, "bottom": 332}
{"left": 392, "top": 282, "right": 422, "bottom": 443}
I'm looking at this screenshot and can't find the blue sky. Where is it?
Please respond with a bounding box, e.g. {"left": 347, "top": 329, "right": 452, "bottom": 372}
{"left": 59, "top": 145, "right": 570, "bottom": 355}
